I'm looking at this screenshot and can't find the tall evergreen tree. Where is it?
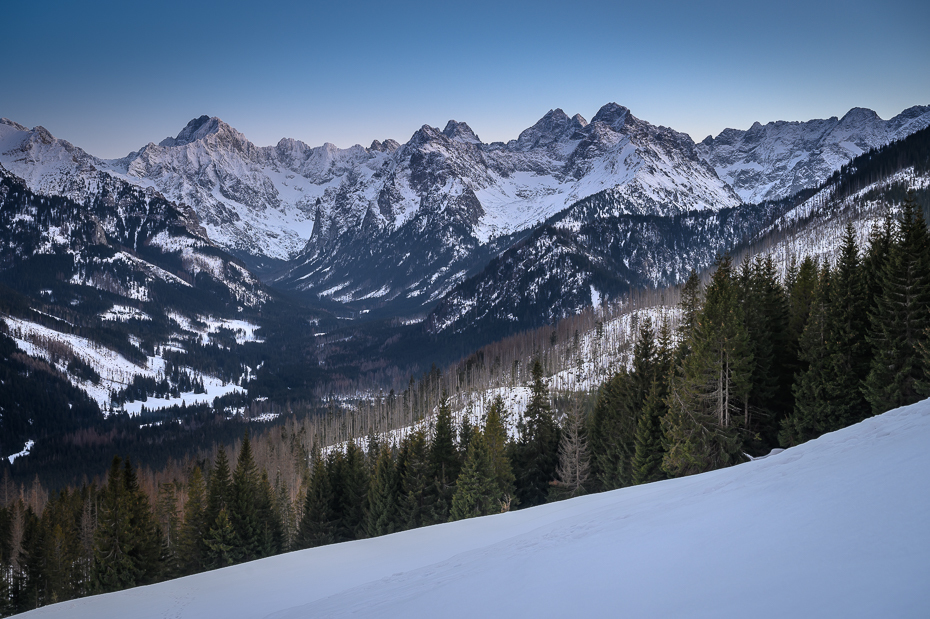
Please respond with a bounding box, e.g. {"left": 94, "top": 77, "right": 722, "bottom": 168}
{"left": 91, "top": 457, "right": 160, "bottom": 593}
{"left": 450, "top": 431, "right": 498, "bottom": 520}
{"left": 676, "top": 270, "right": 703, "bottom": 361}
{"left": 823, "top": 223, "right": 872, "bottom": 429}
{"left": 335, "top": 440, "right": 369, "bottom": 541}
{"left": 229, "top": 432, "right": 262, "bottom": 562}
{"left": 512, "top": 359, "right": 560, "bottom": 507}
{"left": 178, "top": 466, "right": 206, "bottom": 574}
{"left": 781, "top": 265, "right": 833, "bottom": 446}
{"left": 399, "top": 429, "right": 431, "bottom": 529}
{"left": 631, "top": 380, "right": 669, "bottom": 485}
{"left": 664, "top": 255, "right": 751, "bottom": 477}
{"left": 483, "top": 396, "right": 515, "bottom": 510}
{"left": 787, "top": 255, "right": 820, "bottom": 374}
{"left": 864, "top": 196, "right": 930, "bottom": 413}
{"left": 424, "top": 395, "right": 459, "bottom": 524}
{"left": 738, "top": 256, "right": 791, "bottom": 449}
{"left": 295, "top": 448, "right": 336, "bottom": 549}
{"left": 256, "top": 470, "right": 282, "bottom": 558}
{"left": 203, "top": 508, "right": 238, "bottom": 569}
{"left": 121, "top": 459, "right": 161, "bottom": 585}
{"left": 366, "top": 447, "right": 400, "bottom": 537}
{"left": 589, "top": 319, "right": 657, "bottom": 490}
{"left": 204, "top": 446, "right": 232, "bottom": 538}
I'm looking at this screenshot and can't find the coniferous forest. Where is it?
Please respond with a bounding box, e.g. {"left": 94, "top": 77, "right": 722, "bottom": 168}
{"left": 0, "top": 193, "right": 926, "bottom": 614}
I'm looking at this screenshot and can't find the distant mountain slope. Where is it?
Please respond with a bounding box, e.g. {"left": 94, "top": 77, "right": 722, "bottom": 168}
{"left": 427, "top": 124, "right": 930, "bottom": 338}
{"left": 0, "top": 164, "right": 266, "bottom": 309}
{"left": 273, "top": 103, "right": 739, "bottom": 308}
{"left": 697, "top": 105, "right": 930, "bottom": 203}
{"left": 23, "top": 398, "right": 930, "bottom": 619}
{"left": 0, "top": 164, "right": 277, "bottom": 456}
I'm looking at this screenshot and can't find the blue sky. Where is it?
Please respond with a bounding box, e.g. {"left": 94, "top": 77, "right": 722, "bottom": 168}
{"left": 3, "top": 0, "right": 929, "bottom": 158}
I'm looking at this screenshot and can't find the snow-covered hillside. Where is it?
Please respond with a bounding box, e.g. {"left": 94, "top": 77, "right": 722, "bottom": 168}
{"left": 697, "top": 105, "right": 930, "bottom": 203}
{"left": 23, "top": 398, "right": 930, "bottom": 619}
{"left": 1, "top": 314, "right": 252, "bottom": 414}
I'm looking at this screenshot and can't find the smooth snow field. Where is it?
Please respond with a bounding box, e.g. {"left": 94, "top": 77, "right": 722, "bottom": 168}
{"left": 22, "top": 400, "right": 930, "bottom": 619}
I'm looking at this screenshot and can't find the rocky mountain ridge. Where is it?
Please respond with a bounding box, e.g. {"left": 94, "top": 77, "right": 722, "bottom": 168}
{"left": 696, "top": 105, "right": 930, "bottom": 203}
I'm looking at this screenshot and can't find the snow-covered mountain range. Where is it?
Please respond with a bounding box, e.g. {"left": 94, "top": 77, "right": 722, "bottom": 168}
{"left": 696, "top": 105, "right": 930, "bottom": 203}
{"left": 1, "top": 105, "right": 737, "bottom": 265}
{"left": 2, "top": 103, "right": 928, "bottom": 330}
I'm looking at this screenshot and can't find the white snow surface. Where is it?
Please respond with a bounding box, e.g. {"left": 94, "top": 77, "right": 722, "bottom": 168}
{"left": 7, "top": 440, "right": 34, "bottom": 464}
{"left": 23, "top": 398, "right": 930, "bottom": 619}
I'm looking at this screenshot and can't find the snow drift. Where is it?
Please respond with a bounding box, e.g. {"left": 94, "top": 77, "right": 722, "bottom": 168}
{"left": 22, "top": 399, "right": 930, "bottom": 618}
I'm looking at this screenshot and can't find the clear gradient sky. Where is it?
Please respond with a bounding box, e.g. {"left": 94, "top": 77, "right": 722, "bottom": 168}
{"left": 3, "top": 0, "right": 929, "bottom": 158}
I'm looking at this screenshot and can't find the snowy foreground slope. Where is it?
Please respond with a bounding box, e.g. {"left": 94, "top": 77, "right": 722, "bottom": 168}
{"left": 24, "top": 401, "right": 930, "bottom": 619}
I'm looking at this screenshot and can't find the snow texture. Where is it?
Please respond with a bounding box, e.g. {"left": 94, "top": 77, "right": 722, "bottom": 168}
{"left": 21, "top": 395, "right": 930, "bottom": 619}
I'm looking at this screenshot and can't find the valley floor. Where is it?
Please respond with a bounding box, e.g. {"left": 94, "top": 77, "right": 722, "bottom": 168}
{"left": 21, "top": 399, "right": 930, "bottom": 618}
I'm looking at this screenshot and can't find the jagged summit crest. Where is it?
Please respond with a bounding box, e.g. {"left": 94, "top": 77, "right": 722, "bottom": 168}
{"left": 442, "top": 120, "right": 480, "bottom": 144}
{"left": 0, "top": 118, "right": 28, "bottom": 132}
{"left": 590, "top": 103, "right": 631, "bottom": 128}
{"left": 159, "top": 115, "right": 230, "bottom": 147}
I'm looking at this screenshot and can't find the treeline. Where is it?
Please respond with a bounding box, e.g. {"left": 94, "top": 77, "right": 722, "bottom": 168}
{"left": 589, "top": 194, "right": 930, "bottom": 483}
{"left": 0, "top": 356, "right": 578, "bottom": 613}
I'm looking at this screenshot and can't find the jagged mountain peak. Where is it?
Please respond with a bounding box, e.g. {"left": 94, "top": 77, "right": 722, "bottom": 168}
{"left": 513, "top": 108, "right": 587, "bottom": 150}
{"left": 571, "top": 113, "right": 588, "bottom": 128}
{"left": 158, "top": 115, "right": 241, "bottom": 148}
{"left": 838, "top": 107, "right": 881, "bottom": 125}
{"left": 590, "top": 102, "right": 631, "bottom": 129}
{"left": 442, "top": 120, "right": 481, "bottom": 144}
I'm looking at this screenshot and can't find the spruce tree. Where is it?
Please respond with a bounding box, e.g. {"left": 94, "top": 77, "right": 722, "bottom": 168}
{"left": 424, "top": 395, "right": 458, "bottom": 524}
{"left": 588, "top": 371, "right": 627, "bottom": 490}
{"left": 483, "top": 396, "right": 515, "bottom": 510}
{"left": 450, "top": 431, "right": 498, "bottom": 520}
{"left": 676, "top": 271, "right": 703, "bottom": 361}
{"left": 512, "top": 359, "right": 560, "bottom": 507}
{"left": 739, "top": 256, "right": 791, "bottom": 449}
{"left": 663, "top": 255, "right": 751, "bottom": 477}
{"left": 823, "top": 223, "right": 871, "bottom": 429}
{"left": 230, "top": 432, "right": 262, "bottom": 562}
{"left": 91, "top": 457, "right": 160, "bottom": 593}
{"left": 787, "top": 255, "right": 819, "bottom": 374}
{"left": 366, "top": 447, "right": 400, "bottom": 537}
{"left": 399, "top": 429, "right": 431, "bottom": 529}
{"left": 257, "top": 470, "right": 282, "bottom": 558}
{"left": 781, "top": 264, "right": 832, "bottom": 446}
{"left": 336, "top": 440, "right": 369, "bottom": 541}
{"left": 295, "top": 448, "right": 336, "bottom": 549}
{"left": 204, "top": 446, "right": 232, "bottom": 538}
{"left": 631, "top": 380, "right": 668, "bottom": 485}
{"left": 589, "top": 318, "right": 657, "bottom": 490}
{"left": 178, "top": 466, "right": 206, "bottom": 574}
{"left": 203, "top": 508, "right": 238, "bottom": 569}
{"left": 864, "top": 196, "right": 930, "bottom": 413}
